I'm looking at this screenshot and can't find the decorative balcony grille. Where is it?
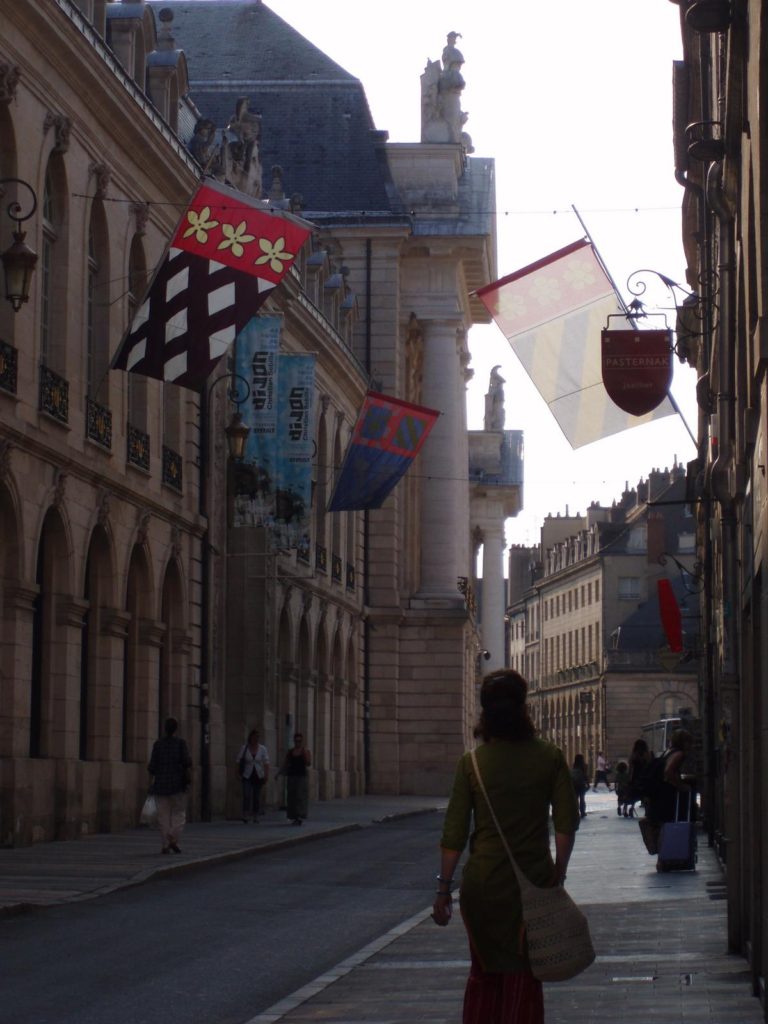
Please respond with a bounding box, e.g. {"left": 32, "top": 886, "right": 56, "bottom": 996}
{"left": 162, "top": 445, "right": 183, "bottom": 491}
{"left": 296, "top": 534, "right": 311, "bottom": 565}
{"left": 331, "top": 553, "right": 343, "bottom": 584}
{"left": 39, "top": 365, "right": 69, "bottom": 423}
{"left": 346, "top": 562, "right": 356, "bottom": 592}
{"left": 0, "top": 339, "right": 17, "bottom": 395}
{"left": 85, "top": 397, "right": 112, "bottom": 449}
{"left": 315, "top": 544, "right": 327, "bottom": 574}
{"left": 127, "top": 423, "right": 150, "bottom": 471}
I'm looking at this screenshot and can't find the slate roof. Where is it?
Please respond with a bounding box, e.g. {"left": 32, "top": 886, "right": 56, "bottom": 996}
{"left": 147, "top": 0, "right": 397, "bottom": 215}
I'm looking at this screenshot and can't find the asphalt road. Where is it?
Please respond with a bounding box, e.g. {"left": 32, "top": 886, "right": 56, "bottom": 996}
{"left": 1, "top": 812, "right": 446, "bottom": 1024}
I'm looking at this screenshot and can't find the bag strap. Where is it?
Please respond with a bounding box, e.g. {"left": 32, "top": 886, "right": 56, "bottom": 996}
{"left": 470, "top": 748, "right": 529, "bottom": 890}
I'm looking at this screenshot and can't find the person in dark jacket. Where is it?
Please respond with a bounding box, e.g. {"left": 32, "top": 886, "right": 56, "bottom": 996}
{"left": 148, "top": 717, "right": 192, "bottom": 855}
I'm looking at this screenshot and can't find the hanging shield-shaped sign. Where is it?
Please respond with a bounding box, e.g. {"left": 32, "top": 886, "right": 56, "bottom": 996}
{"left": 601, "top": 328, "right": 673, "bottom": 415}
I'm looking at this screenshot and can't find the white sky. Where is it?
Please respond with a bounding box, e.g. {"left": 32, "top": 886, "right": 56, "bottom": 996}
{"left": 268, "top": 0, "right": 697, "bottom": 548}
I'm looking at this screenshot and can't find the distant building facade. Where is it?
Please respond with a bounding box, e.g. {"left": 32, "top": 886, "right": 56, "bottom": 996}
{"left": 507, "top": 465, "right": 699, "bottom": 771}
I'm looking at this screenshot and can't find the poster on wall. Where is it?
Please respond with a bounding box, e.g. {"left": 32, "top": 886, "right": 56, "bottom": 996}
{"left": 232, "top": 315, "right": 282, "bottom": 528}
{"left": 273, "top": 354, "right": 317, "bottom": 548}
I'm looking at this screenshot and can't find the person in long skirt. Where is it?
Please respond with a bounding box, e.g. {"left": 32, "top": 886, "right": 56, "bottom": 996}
{"left": 280, "top": 731, "right": 311, "bottom": 825}
{"left": 432, "top": 670, "right": 579, "bottom": 1024}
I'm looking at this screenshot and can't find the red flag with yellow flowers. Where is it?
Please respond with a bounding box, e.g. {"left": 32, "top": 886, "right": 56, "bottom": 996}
{"left": 112, "top": 179, "right": 311, "bottom": 389}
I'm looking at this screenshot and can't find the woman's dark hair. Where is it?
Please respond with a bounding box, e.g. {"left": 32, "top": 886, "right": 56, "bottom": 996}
{"left": 631, "top": 738, "right": 649, "bottom": 757}
{"left": 164, "top": 717, "right": 178, "bottom": 737}
{"left": 475, "top": 669, "right": 536, "bottom": 742}
{"left": 573, "top": 753, "right": 586, "bottom": 770}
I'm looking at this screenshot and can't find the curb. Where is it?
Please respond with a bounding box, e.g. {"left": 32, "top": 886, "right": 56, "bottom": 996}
{"left": 0, "top": 806, "right": 444, "bottom": 917}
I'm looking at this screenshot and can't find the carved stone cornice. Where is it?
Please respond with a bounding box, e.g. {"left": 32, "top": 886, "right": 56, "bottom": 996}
{"left": 56, "top": 594, "right": 89, "bottom": 628}
{"left": 132, "top": 201, "right": 149, "bottom": 237}
{"left": 136, "top": 507, "right": 151, "bottom": 545}
{"left": 4, "top": 582, "right": 39, "bottom": 612}
{"left": 101, "top": 607, "right": 131, "bottom": 639}
{"left": 53, "top": 470, "right": 67, "bottom": 509}
{"left": 171, "top": 628, "right": 192, "bottom": 655}
{"left": 139, "top": 618, "right": 167, "bottom": 648}
{"left": 43, "top": 112, "right": 72, "bottom": 154}
{"left": 0, "top": 63, "right": 20, "bottom": 105}
{"left": 89, "top": 161, "right": 111, "bottom": 199}
{"left": 97, "top": 488, "right": 111, "bottom": 529}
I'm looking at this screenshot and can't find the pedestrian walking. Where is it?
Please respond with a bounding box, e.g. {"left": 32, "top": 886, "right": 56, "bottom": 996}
{"left": 627, "top": 737, "right": 652, "bottom": 816}
{"left": 237, "top": 729, "right": 270, "bottom": 822}
{"left": 613, "top": 761, "right": 631, "bottom": 816}
{"left": 278, "top": 731, "right": 312, "bottom": 825}
{"left": 432, "top": 668, "right": 579, "bottom": 1024}
{"left": 592, "top": 751, "right": 610, "bottom": 791}
{"left": 570, "top": 753, "right": 589, "bottom": 818}
{"left": 147, "top": 717, "right": 192, "bottom": 855}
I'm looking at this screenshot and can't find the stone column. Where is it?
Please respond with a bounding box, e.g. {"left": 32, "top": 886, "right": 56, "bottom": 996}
{"left": 415, "top": 318, "right": 466, "bottom": 605}
{"left": 481, "top": 523, "right": 506, "bottom": 670}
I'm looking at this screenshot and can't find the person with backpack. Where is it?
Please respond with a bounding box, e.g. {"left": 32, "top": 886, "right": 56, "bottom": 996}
{"left": 648, "top": 729, "right": 695, "bottom": 825}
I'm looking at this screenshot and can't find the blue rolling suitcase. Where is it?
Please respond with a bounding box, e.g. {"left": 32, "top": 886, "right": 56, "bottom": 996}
{"left": 657, "top": 792, "right": 696, "bottom": 872}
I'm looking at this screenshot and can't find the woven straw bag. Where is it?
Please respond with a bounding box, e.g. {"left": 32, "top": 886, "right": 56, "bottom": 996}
{"left": 470, "top": 749, "right": 595, "bottom": 982}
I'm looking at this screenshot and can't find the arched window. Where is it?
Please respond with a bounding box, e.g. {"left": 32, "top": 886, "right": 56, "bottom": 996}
{"left": 39, "top": 157, "right": 68, "bottom": 373}
{"left": 126, "top": 235, "right": 148, "bottom": 432}
{"left": 40, "top": 168, "right": 55, "bottom": 367}
{"left": 86, "top": 201, "right": 110, "bottom": 401}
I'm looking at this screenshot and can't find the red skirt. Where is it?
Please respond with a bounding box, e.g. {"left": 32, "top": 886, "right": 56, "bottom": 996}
{"left": 463, "top": 944, "right": 544, "bottom": 1024}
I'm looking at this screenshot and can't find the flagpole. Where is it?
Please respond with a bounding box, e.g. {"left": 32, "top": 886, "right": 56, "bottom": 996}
{"left": 571, "top": 204, "right": 697, "bottom": 448}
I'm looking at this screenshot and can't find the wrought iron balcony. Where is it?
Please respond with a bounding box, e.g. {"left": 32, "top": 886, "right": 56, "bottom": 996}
{"left": 127, "top": 423, "right": 150, "bottom": 471}
{"left": 162, "top": 445, "right": 182, "bottom": 491}
{"left": 0, "top": 339, "right": 17, "bottom": 395}
{"left": 331, "top": 553, "right": 343, "bottom": 584}
{"left": 39, "top": 365, "right": 69, "bottom": 423}
{"left": 85, "top": 396, "right": 112, "bottom": 449}
{"left": 315, "top": 544, "right": 327, "bottom": 574}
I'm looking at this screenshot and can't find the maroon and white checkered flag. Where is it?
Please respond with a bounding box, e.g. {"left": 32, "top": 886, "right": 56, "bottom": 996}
{"left": 113, "top": 247, "right": 275, "bottom": 389}
{"left": 112, "top": 180, "right": 311, "bottom": 390}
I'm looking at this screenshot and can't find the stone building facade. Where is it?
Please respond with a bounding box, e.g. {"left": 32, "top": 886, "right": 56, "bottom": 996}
{"left": 507, "top": 465, "right": 699, "bottom": 772}
{"left": 667, "top": 0, "right": 768, "bottom": 1005}
{"left": 0, "top": 0, "right": 204, "bottom": 844}
{"left": 165, "top": 2, "right": 500, "bottom": 799}
{"left": 0, "top": 0, "right": 502, "bottom": 843}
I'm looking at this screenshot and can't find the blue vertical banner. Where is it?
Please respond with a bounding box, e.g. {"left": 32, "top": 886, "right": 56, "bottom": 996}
{"left": 232, "top": 315, "right": 282, "bottom": 528}
{"left": 274, "top": 353, "right": 316, "bottom": 548}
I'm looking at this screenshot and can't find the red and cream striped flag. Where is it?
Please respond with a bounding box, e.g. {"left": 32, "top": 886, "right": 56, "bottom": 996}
{"left": 476, "top": 239, "right": 676, "bottom": 448}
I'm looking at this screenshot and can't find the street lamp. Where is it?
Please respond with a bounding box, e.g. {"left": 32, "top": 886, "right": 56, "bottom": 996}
{"left": 0, "top": 178, "right": 38, "bottom": 312}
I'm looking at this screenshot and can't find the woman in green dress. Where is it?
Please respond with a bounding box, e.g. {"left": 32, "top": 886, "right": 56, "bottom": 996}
{"left": 432, "top": 670, "right": 579, "bottom": 1024}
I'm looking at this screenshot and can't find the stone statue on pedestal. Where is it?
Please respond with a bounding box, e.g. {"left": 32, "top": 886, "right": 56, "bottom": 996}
{"left": 484, "top": 365, "right": 505, "bottom": 430}
{"left": 421, "top": 31, "right": 469, "bottom": 146}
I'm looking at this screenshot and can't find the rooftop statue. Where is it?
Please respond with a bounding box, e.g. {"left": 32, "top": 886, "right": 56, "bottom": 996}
{"left": 484, "top": 365, "right": 505, "bottom": 430}
{"left": 421, "top": 31, "right": 470, "bottom": 147}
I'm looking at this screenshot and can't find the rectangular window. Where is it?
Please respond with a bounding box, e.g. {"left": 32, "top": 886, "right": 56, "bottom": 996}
{"left": 41, "top": 234, "right": 53, "bottom": 365}
{"left": 595, "top": 579, "right": 600, "bottom": 602}
{"left": 618, "top": 577, "right": 641, "bottom": 600}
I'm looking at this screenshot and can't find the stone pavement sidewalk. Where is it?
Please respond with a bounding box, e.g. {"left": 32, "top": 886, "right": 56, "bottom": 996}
{"left": 0, "top": 790, "right": 763, "bottom": 1023}
{"left": 248, "top": 790, "right": 764, "bottom": 1024}
{"left": 0, "top": 793, "right": 444, "bottom": 914}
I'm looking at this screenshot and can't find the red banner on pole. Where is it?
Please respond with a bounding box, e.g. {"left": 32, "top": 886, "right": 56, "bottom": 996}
{"left": 601, "top": 329, "right": 672, "bottom": 415}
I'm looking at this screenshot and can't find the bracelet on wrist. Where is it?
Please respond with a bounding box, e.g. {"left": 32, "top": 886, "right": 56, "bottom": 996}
{"left": 436, "top": 875, "right": 454, "bottom": 884}
{"left": 435, "top": 889, "right": 453, "bottom": 897}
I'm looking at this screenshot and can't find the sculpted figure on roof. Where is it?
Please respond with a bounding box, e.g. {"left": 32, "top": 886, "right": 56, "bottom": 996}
{"left": 421, "top": 31, "right": 468, "bottom": 146}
